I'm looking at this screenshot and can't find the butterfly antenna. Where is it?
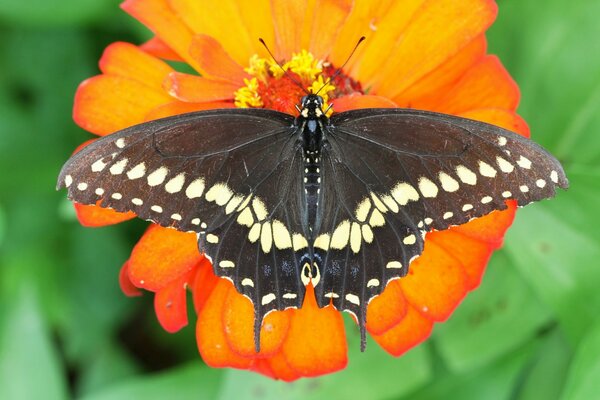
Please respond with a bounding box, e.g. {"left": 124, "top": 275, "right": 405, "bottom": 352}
{"left": 315, "top": 36, "right": 366, "bottom": 96}
{"left": 259, "top": 38, "right": 309, "bottom": 95}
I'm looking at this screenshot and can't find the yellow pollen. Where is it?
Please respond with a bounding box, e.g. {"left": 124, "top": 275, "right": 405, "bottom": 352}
{"left": 234, "top": 77, "right": 263, "bottom": 108}
{"left": 308, "top": 75, "right": 336, "bottom": 116}
{"left": 244, "top": 55, "right": 270, "bottom": 82}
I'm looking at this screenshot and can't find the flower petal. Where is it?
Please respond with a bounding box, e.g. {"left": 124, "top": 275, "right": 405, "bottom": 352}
{"left": 281, "top": 286, "right": 347, "bottom": 377}
{"left": 154, "top": 270, "right": 194, "bottom": 333}
{"left": 189, "top": 34, "right": 247, "bottom": 84}
{"left": 196, "top": 279, "right": 253, "bottom": 369}
{"left": 454, "top": 202, "right": 517, "bottom": 245}
{"left": 140, "top": 36, "right": 184, "bottom": 61}
{"left": 306, "top": 0, "right": 352, "bottom": 60}
{"left": 366, "top": 280, "right": 407, "bottom": 335}
{"left": 430, "top": 56, "right": 520, "bottom": 115}
{"left": 393, "top": 35, "right": 487, "bottom": 108}
{"left": 144, "top": 100, "right": 234, "bottom": 121}
{"left": 459, "top": 108, "right": 530, "bottom": 138}
{"left": 74, "top": 202, "right": 136, "bottom": 227}
{"left": 121, "top": 0, "right": 202, "bottom": 72}
{"left": 223, "top": 289, "right": 290, "bottom": 358}
{"left": 361, "top": 0, "right": 497, "bottom": 98}
{"left": 168, "top": 0, "right": 256, "bottom": 66}
{"left": 331, "top": 93, "right": 397, "bottom": 113}
{"left": 372, "top": 304, "right": 433, "bottom": 356}
{"left": 271, "top": 0, "right": 307, "bottom": 58}
{"left": 192, "top": 257, "right": 221, "bottom": 313}
{"left": 119, "top": 260, "right": 143, "bottom": 297}
{"left": 163, "top": 72, "right": 238, "bottom": 102}
{"left": 99, "top": 41, "right": 174, "bottom": 90}
{"left": 128, "top": 225, "right": 202, "bottom": 291}
{"left": 399, "top": 238, "right": 469, "bottom": 321}
{"left": 73, "top": 75, "right": 172, "bottom": 136}
{"left": 265, "top": 351, "right": 301, "bottom": 382}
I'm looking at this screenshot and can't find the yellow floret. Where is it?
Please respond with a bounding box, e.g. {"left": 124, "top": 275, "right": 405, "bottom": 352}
{"left": 234, "top": 78, "right": 263, "bottom": 108}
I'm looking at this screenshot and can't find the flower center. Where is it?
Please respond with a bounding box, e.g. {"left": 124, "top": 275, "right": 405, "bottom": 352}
{"left": 234, "top": 50, "right": 363, "bottom": 115}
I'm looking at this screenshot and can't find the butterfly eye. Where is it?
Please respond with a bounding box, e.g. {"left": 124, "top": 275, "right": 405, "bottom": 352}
{"left": 300, "top": 95, "right": 308, "bottom": 105}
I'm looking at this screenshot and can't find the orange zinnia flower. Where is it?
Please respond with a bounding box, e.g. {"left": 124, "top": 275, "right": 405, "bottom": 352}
{"left": 70, "top": 0, "right": 527, "bottom": 380}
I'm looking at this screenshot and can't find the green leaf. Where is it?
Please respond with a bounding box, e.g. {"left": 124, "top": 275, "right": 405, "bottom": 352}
{"left": 0, "top": 283, "right": 68, "bottom": 400}
{"left": 0, "top": 0, "right": 115, "bottom": 27}
{"left": 434, "top": 252, "right": 551, "bottom": 372}
{"left": 81, "top": 363, "right": 223, "bottom": 400}
{"left": 561, "top": 321, "right": 600, "bottom": 400}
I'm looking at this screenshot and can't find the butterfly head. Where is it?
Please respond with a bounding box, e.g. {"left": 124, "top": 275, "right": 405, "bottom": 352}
{"left": 299, "top": 94, "right": 325, "bottom": 119}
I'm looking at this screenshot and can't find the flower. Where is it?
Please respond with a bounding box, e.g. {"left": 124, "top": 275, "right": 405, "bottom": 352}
{"left": 70, "top": 0, "right": 528, "bottom": 381}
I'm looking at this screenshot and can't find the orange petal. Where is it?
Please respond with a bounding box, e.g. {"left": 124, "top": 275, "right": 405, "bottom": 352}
{"left": 189, "top": 34, "right": 247, "bottom": 84}
{"left": 272, "top": 0, "right": 307, "bottom": 58}
{"left": 307, "top": 0, "right": 352, "bottom": 60}
{"left": 163, "top": 72, "right": 238, "bottom": 102}
{"left": 119, "top": 260, "right": 143, "bottom": 297}
{"left": 191, "top": 257, "right": 220, "bottom": 313}
{"left": 128, "top": 225, "right": 202, "bottom": 291}
{"left": 154, "top": 270, "right": 194, "bottom": 333}
{"left": 399, "top": 238, "right": 469, "bottom": 321}
{"left": 281, "top": 286, "right": 347, "bottom": 377}
{"left": 431, "top": 56, "right": 520, "bottom": 115}
{"left": 140, "top": 36, "right": 184, "bottom": 61}
{"left": 168, "top": 0, "right": 255, "bottom": 66}
{"left": 331, "top": 94, "right": 397, "bottom": 113}
{"left": 236, "top": 0, "right": 275, "bottom": 59}
{"left": 223, "top": 290, "right": 291, "bottom": 358}
{"left": 196, "top": 279, "right": 253, "bottom": 369}
{"left": 99, "top": 41, "right": 174, "bottom": 90}
{"left": 121, "top": 0, "right": 202, "bottom": 72}
{"left": 144, "top": 100, "right": 234, "bottom": 121}
{"left": 74, "top": 202, "right": 136, "bottom": 227}
{"left": 454, "top": 202, "right": 517, "bottom": 246}
{"left": 372, "top": 304, "right": 433, "bottom": 357}
{"left": 361, "top": 0, "right": 497, "bottom": 97}
{"left": 459, "top": 108, "right": 530, "bottom": 138}
{"left": 429, "top": 230, "right": 493, "bottom": 290}
{"left": 394, "top": 35, "right": 487, "bottom": 108}
{"left": 366, "top": 280, "right": 407, "bottom": 335}
{"left": 266, "top": 351, "right": 301, "bottom": 382}
{"left": 73, "top": 75, "right": 172, "bottom": 136}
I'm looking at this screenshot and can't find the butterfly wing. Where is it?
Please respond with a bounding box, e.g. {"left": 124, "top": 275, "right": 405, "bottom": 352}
{"left": 313, "top": 108, "right": 568, "bottom": 347}
{"left": 58, "top": 109, "right": 309, "bottom": 350}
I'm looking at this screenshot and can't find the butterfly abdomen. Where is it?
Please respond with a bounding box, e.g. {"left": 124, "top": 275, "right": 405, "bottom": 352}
{"left": 304, "top": 150, "right": 322, "bottom": 230}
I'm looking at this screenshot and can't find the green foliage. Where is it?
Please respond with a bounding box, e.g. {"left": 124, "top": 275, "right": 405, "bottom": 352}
{"left": 1, "top": 0, "right": 598, "bottom": 398}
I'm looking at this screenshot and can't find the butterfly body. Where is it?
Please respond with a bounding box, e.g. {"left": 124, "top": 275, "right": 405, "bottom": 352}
{"left": 58, "top": 96, "right": 568, "bottom": 351}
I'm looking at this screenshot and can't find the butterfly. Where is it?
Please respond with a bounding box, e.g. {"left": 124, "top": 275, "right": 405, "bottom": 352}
{"left": 57, "top": 91, "right": 568, "bottom": 351}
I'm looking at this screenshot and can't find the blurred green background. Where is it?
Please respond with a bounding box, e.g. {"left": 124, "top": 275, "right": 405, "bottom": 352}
{"left": 1, "top": 0, "right": 599, "bottom": 399}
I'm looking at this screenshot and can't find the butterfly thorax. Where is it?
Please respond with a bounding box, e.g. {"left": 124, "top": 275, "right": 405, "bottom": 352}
{"left": 296, "top": 94, "right": 328, "bottom": 231}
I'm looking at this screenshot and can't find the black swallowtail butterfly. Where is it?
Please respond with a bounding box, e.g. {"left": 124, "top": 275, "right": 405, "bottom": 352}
{"left": 58, "top": 93, "right": 568, "bottom": 351}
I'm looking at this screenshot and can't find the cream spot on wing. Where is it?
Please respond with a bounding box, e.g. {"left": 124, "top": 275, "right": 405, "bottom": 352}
{"left": 236, "top": 207, "right": 254, "bottom": 227}
{"left": 330, "top": 220, "right": 351, "bottom": 250}
{"left": 77, "top": 182, "right": 88, "bottom": 191}
{"left": 424, "top": 217, "right": 433, "bottom": 225}
{"left": 248, "top": 223, "right": 261, "bottom": 243}
{"left": 64, "top": 175, "right": 73, "bottom": 187}
{"left": 115, "top": 138, "right": 125, "bottom": 148}
{"left": 498, "top": 136, "right": 507, "bottom": 146}
{"left": 165, "top": 173, "right": 185, "bottom": 193}
{"left": 171, "top": 213, "right": 182, "bottom": 220}
{"left": 95, "top": 188, "right": 104, "bottom": 196}
{"left": 496, "top": 157, "right": 514, "bottom": 173}
{"left": 438, "top": 172, "right": 459, "bottom": 192}
{"left": 272, "top": 219, "right": 292, "bottom": 250}
{"left": 283, "top": 293, "right": 297, "bottom": 299}
{"left": 260, "top": 221, "right": 273, "bottom": 253}
{"left": 219, "top": 260, "right": 235, "bottom": 268}
{"left": 418, "top": 177, "right": 438, "bottom": 198}
{"left": 381, "top": 195, "right": 399, "bottom": 213}
{"left": 261, "top": 293, "right": 276, "bottom": 305}
{"left": 391, "top": 182, "right": 420, "bottom": 205}
{"left": 370, "top": 192, "right": 388, "bottom": 212}
{"left": 147, "top": 167, "right": 169, "bottom": 186}
{"left": 91, "top": 159, "right": 107, "bottom": 172}
{"left": 481, "top": 196, "right": 493, "bottom": 204}
{"left": 225, "top": 195, "right": 244, "bottom": 214}
{"left": 367, "top": 279, "right": 380, "bottom": 288}
{"left": 251, "top": 197, "right": 268, "bottom": 221}
{"left": 386, "top": 261, "right": 403, "bottom": 269}
{"left": 151, "top": 205, "right": 163, "bottom": 213}
{"left": 324, "top": 292, "right": 339, "bottom": 298}
{"left": 127, "top": 162, "right": 146, "bottom": 179}
{"left": 479, "top": 161, "right": 497, "bottom": 178}
{"left": 345, "top": 294, "right": 360, "bottom": 305}
{"left": 292, "top": 233, "right": 308, "bottom": 250}
{"left": 550, "top": 170, "right": 558, "bottom": 183}
{"left": 403, "top": 234, "right": 416, "bottom": 245}
{"left": 355, "top": 198, "right": 371, "bottom": 222}
{"left": 314, "top": 234, "right": 330, "bottom": 251}
{"left": 536, "top": 179, "right": 546, "bottom": 188}
{"left": 361, "top": 225, "right": 374, "bottom": 243}
{"left": 517, "top": 156, "right": 532, "bottom": 169}
{"left": 109, "top": 158, "right": 128, "bottom": 175}
{"left": 241, "top": 278, "right": 254, "bottom": 287}
{"left": 502, "top": 191, "right": 512, "bottom": 198}
{"left": 111, "top": 192, "right": 122, "bottom": 200}
{"left": 206, "top": 233, "right": 219, "bottom": 244}
{"left": 369, "top": 209, "right": 385, "bottom": 227}
{"left": 205, "top": 182, "right": 233, "bottom": 206}
{"left": 191, "top": 218, "right": 200, "bottom": 225}
{"left": 456, "top": 165, "right": 477, "bottom": 185}
{"left": 520, "top": 185, "right": 529, "bottom": 193}
{"left": 185, "top": 178, "right": 205, "bottom": 199}
{"left": 131, "top": 198, "right": 143, "bottom": 205}
{"left": 350, "top": 222, "right": 362, "bottom": 253}
{"left": 443, "top": 211, "right": 453, "bottom": 220}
